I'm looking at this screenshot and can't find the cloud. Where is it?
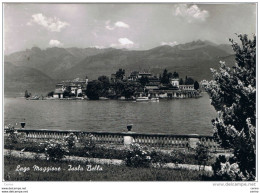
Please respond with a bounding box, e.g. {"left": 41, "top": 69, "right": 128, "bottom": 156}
{"left": 173, "top": 4, "right": 209, "bottom": 23}
{"left": 30, "top": 13, "right": 69, "bottom": 32}
{"left": 115, "top": 21, "right": 129, "bottom": 28}
{"left": 49, "top": 39, "right": 63, "bottom": 47}
{"left": 118, "top": 38, "right": 134, "bottom": 45}
{"left": 110, "top": 38, "right": 135, "bottom": 48}
{"left": 105, "top": 20, "right": 130, "bottom": 30}
{"left": 161, "top": 41, "right": 178, "bottom": 46}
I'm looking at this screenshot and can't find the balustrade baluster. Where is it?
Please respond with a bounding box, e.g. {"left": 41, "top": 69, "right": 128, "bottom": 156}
{"left": 14, "top": 129, "right": 222, "bottom": 151}
{"left": 140, "top": 136, "right": 143, "bottom": 145}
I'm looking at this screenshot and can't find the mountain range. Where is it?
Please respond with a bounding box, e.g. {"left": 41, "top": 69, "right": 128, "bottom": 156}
{"left": 4, "top": 40, "right": 235, "bottom": 97}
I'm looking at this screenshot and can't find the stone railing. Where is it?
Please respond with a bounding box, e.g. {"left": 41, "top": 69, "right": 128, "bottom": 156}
{"left": 5, "top": 128, "right": 220, "bottom": 150}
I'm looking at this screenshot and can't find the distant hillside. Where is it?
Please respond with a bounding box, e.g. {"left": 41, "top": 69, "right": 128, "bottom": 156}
{"left": 60, "top": 41, "right": 235, "bottom": 80}
{"left": 4, "top": 40, "right": 236, "bottom": 96}
{"left": 4, "top": 47, "right": 114, "bottom": 79}
{"left": 4, "top": 61, "right": 55, "bottom": 97}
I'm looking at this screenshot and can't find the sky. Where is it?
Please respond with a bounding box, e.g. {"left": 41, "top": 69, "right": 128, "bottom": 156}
{"left": 4, "top": 3, "right": 256, "bottom": 54}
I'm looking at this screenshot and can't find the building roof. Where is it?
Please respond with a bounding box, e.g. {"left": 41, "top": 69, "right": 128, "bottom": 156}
{"left": 179, "top": 85, "right": 194, "bottom": 87}
{"left": 54, "top": 89, "right": 64, "bottom": 94}
{"left": 130, "top": 71, "right": 139, "bottom": 76}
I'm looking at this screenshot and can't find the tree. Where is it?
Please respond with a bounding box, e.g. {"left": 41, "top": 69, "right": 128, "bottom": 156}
{"left": 69, "top": 93, "right": 76, "bottom": 98}
{"left": 123, "top": 82, "right": 136, "bottom": 99}
{"left": 173, "top": 71, "right": 179, "bottom": 78}
{"left": 194, "top": 81, "right": 200, "bottom": 90}
{"left": 140, "top": 76, "right": 149, "bottom": 86}
{"left": 179, "top": 78, "right": 184, "bottom": 85}
{"left": 185, "top": 77, "right": 194, "bottom": 85}
{"left": 195, "top": 142, "right": 210, "bottom": 171}
{"left": 47, "top": 91, "right": 54, "bottom": 97}
{"left": 98, "top": 75, "right": 110, "bottom": 88}
{"left": 114, "top": 80, "right": 125, "bottom": 96}
{"left": 115, "top": 69, "right": 125, "bottom": 80}
{"left": 86, "top": 80, "right": 102, "bottom": 100}
{"left": 63, "top": 90, "right": 70, "bottom": 98}
{"left": 161, "top": 69, "right": 169, "bottom": 84}
{"left": 98, "top": 75, "right": 110, "bottom": 97}
{"left": 206, "top": 34, "right": 256, "bottom": 180}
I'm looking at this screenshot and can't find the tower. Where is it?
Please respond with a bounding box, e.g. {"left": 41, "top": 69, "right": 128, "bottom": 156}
{"left": 170, "top": 78, "right": 179, "bottom": 87}
{"left": 85, "top": 76, "right": 89, "bottom": 86}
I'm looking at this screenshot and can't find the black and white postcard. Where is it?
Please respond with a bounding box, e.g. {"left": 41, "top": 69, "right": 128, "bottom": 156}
{"left": 1, "top": 2, "right": 258, "bottom": 193}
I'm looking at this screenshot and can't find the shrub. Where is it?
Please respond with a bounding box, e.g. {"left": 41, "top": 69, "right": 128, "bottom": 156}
{"left": 78, "top": 133, "right": 96, "bottom": 150}
{"left": 149, "top": 149, "right": 182, "bottom": 167}
{"left": 149, "top": 150, "right": 168, "bottom": 167}
{"left": 6, "top": 125, "right": 18, "bottom": 144}
{"left": 211, "top": 155, "right": 246, "bottom": 181}
{"left": 169, "top": 150, "right": 185, "bottom": 164}
{"left": 64, "top": 133, "right": 77, "bottom": 149}
{"left": 125, "top": 143, "right": 151, "bottom": 168}
{"left": 195, "top": 142, "right": 210, "bottom": 170}
{"left": 44, "top": 140, "right": 68, "bottom": 161}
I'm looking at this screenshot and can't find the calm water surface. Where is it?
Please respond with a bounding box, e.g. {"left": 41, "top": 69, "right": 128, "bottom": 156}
{"left": 4, "top": 93, "right": 217, "bottom": 135}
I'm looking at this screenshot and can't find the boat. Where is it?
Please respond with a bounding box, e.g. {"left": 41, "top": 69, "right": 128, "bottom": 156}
{"left": 99, "top": 97, "right": 109, "bottom": 100}
{"left": 150, "top": 97, "right": 159, "bottom": 102}
{"left": 136, "top": 96, "right": 149, "bottom": 102}
{"left": 118, "top": 96, "right": 126, "bottom": 100}
{"left": 45, "top": 97, "right": 56, "bottom": 100}
{"left": 26, "top": 95, "right": 40, "bottom": 100}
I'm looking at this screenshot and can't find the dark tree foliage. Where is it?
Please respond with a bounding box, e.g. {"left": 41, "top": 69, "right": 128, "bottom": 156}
{"left": 47, "top": 91, "right": 54, "bottom": 97}
{"left": 86, "top": 80, "right": 103, "bottom": 100}
{"left": 206, "top": 34, "right": 256, "bottom": 180}
{"left": 114, "top": 80, "right": 125, "bottom": 96}
{"left": 139, "top": 76, "right": 149, "bottom": 86}
{"left": 114, "top": 81, "right": 142, "bottom": 98}
{"left": 185, "top": 77, "right": 194, "bottom": 85}
{"left": 78, "top": 93, "right": 83, "bottom": 97}
{"left": 115, "top": 69, "right": 125, "bottom": 80}
{"left": 98, "top": 75, "right": 110, "bottom": 87}
{"left": 123, "top": 82, "right": 137, "bottom": 99}
{"left": 179, "top": 78, "right": 184, "bottom": 85}
{"left": 63, "top": 90, "right": 70, "bottom": 98}
{"left": 160, "top": 69, "right": 180, "bottom": 84}
{"left": 98, "top": 75, "right": 110, "bottom": 97}
{"left": 195, "top": 143, "right": 209, "bottom": 170}
{"left": 160, "top": 69, "right": 169, "bottom": 84}
{"left": 194, "top": 81, "right": 200, "bottom": 90}
{"left": 173, "top": 71, "right": 179, "bottom": 78}
{"left": 69, "top": 93, "right": 76, "bottom": 98}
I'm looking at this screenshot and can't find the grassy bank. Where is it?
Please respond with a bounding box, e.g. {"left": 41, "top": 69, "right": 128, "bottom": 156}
{"left": 4, "top": 156, "right": 211, "bottom": 181}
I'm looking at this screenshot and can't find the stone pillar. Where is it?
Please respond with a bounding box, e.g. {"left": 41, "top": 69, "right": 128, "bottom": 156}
{"left": 188, "top": 134, "right": 199, "bottom": 149}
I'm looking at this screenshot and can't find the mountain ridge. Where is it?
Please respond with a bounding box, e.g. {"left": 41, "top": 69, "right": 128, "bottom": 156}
{"left": 4, "top": 40, "right": 235, "bottom": 96}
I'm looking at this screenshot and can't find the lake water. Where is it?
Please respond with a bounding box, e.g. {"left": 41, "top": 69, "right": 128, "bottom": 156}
{"left": 4, "top": 93, "right": 217, "bottom": 135}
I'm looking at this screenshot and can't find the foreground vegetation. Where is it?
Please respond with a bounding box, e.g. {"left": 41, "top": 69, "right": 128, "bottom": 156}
{"left": 206, "top": 34, "right": 256, "bottom": 180}
{"left": 4, "top": 135, "right": 216, "bottom": 166}
{"left": 5, "top": 125, "right": 244, "bottom": 181}
{"left": 4, "top": 156, "right": 211, "bottom": 181}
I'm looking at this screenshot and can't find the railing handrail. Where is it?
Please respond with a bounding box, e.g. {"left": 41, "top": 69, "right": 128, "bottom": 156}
{"left": 5, "top": 128, "right": 215, "bottom": 139}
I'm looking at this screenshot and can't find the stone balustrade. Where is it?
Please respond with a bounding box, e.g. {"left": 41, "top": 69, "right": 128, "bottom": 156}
{"left": 5, "top": 128, "right": 220, "bottom": 150}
